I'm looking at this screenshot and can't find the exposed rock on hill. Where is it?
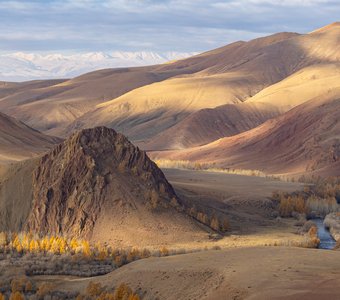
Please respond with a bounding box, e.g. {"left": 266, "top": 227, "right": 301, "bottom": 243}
{"left": 26, "top": 127, "right": 202, "bottom": 246}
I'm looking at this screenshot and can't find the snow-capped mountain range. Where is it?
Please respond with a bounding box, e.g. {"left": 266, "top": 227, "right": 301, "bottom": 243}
{"left": 0, "top": 51, "right": 198, "bottom": 82}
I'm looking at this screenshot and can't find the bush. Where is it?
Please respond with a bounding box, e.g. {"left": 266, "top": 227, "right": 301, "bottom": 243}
{"left": 36, "top": 282, "right": 54, "bottom": 298}
{"left": 0, "top": 232, "right": 8, "bottom": 247}
{"left": 298, "top": 220, "right": 316, "bottom": 234}
{"left": 279, "top": 195, "right": 306, "bottom": 217}
{"left": 11, "top": 277, "right": 30, "bottom": 293}
{"left": 9, "top": 292, "right": 24, "bottom": 300}
{"left": 306, "top": 196, "right": 338, "bottom": 217}
{"left": 114, "top": 283, "right": 133, "bottom": 300}
{"left": 160, "top": 246, "right": 169, "bottom": 257}
{"left": 86, "top": 281, "right": 102, "bottom": 297}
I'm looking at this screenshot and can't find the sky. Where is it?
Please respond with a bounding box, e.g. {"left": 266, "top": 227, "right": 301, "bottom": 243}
{"left": 0, "top": 0, "right": 338, "bottom": 53}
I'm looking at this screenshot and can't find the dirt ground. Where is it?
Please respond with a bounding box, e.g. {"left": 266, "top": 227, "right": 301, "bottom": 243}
{"left": 163, "top": 168, "right": 305, "bottom": 249}
{"left": 3, "top": 169, "right": 336, "bottom": 300}
{"left": 30, "top": 247, "right": 340, "bottom": 300}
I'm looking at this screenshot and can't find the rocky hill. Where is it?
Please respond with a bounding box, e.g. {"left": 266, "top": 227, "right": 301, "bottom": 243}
{"left": 25, "top": 127, "right": 204, "bottom": 247}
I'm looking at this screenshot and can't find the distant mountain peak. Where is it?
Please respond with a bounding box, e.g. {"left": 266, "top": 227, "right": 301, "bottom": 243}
{"left": 0, "top": 51, "right": 198, "bottom": 82}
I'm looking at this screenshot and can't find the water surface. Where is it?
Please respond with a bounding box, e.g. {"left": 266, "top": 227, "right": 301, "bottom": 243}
{"left": 314, "top": 218, "right": 336, "bottom": 250}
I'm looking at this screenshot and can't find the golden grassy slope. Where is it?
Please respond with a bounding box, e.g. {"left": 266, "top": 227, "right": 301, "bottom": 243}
{"left": 63, "top": 32, "right": 302, "bottom": 140}
{"left": 0, "top": 67, "right": 178, "bottom": 135}
{"left": 142, "top": 102, "right": 281, "bottom": 150}
{"left": 248, "top": 64, "right": 340, "bottom": 111}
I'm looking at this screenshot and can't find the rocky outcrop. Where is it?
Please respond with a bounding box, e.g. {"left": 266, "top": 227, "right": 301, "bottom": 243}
{"left": 25, "top": 127, "right": 183, "bottom": 239}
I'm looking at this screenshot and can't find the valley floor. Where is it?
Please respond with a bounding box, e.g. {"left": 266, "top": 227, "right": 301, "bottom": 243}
{"left": 162, "top": 168, "right": 306, "bottom": 250}
{"left": 31, "top": 247, "right": 340, "bottom": 300}
{"left": 1, "top": 169, "right": 337, "bottom": 299}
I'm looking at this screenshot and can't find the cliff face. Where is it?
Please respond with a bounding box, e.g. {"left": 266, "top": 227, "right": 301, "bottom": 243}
{"left": 25, "top": 127, "right": 182, "bottom": 240}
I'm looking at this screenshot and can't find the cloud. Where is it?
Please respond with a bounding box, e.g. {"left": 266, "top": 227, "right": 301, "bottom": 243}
{"left": 0, "top": 0, "right": 338, "bottom": 52}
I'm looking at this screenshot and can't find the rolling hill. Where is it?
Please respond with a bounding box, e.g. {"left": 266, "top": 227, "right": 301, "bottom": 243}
{"left": 57, "top": 23, "right": 339, "bottom": 144}
{"left": 142, "top": 102, "right": 281, "bottom": 150}
{"left": 0, "top": 31, "right": 299, "bottom": 139}
{"left": 150, "top": 91, "right": 340, "bottom": 176}
{"left": 0, "top": 112, "right": 60, "bottom": 163}
{"left": 0, "top": 22, "right": 339, "bottom": 177}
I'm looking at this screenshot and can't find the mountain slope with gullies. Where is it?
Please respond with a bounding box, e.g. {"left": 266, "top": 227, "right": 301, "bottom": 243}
{"left": 63, "top": 32, "right": 299, "bottom": 140}
{"left": 64, "top": 23, "right": 340, "bottom": 144}
{"left": 25, "top": 127, "right": 205, "bottom": 247}
{"left": 151, "top": 91, "right": 340, "bottom": 177}
{"left": 0, "top": 31, "right": 299, "bottom": 139}
{"left": 142, "top": 102, "right": 281, "bottom": 150}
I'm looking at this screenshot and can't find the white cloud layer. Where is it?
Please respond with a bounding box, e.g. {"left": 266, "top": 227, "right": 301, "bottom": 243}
{"left": 0, "top": 0, "right": 338, "bottom": 52}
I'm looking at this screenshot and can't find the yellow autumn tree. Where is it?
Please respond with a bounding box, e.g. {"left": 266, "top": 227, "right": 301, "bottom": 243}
{"left": 9, "top": 291, "right": 24, "bottom": 300}
{"left": 0, "top": 232, "right": 7, "bottom": 247}
{"left": 29, "top": 239, "right": 39, "bottom": 252}
{"left": 114, "top": 283, "right": 133, "bottom": 300}
{"left": 82, "top": 240, "right": 91, "bottom": 257}
{"left": 86, "top": 281, "right": 102, "bottom": 297}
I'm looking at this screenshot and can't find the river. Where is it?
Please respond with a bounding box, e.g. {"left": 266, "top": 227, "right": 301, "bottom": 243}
{"left": 313, "top": 218, "right": 336, "bottom": 250}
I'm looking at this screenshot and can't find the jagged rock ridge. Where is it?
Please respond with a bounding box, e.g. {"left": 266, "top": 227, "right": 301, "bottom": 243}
{"left": 26, "top": 127, "right": 188, "bottom": 242}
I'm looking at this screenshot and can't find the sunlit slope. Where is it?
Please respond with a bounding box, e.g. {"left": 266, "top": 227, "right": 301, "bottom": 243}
{"left": 143, "top": 102, "right": 281, "bottom": 150}
{"left": 150, "top": 90, "right": 340, "bottom": 176}
{"left": 248, "top": 64, "right": 340, "bottom": 111}
{"left": 0, "top": 23, "right": 339, "bottom": 145}
{"left": 64, "top": 32, "right": 301, "bottom": 140}
{"left": 142, "top": 23, "right": 340, "bottom": 149}
{"left": 0, "top": 66, "right": 179, "bottom": 134}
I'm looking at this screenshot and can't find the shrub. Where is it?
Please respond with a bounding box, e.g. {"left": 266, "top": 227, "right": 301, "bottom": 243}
{"left": 36, "top": 282, "right": 54, "bottom": 298}
{"left": 86, "top": 281, "right": 102, "bottom": 297}
{"left": 197, "top": 212, "right": 208, "bottom": 225}
{"left": 160, "top": 246, "right": 169, "bottom": 257}
{"left": 11, "top": 278, "right": 26, "bottom": 293}
{"left": 9, "top": 292, "right": 24, "bottom": 300}
{"left": 298, "top": 220, "right": 316, "bottom": 234}
{"left": 0, "top": 232, "right": 8, "bottom": 247}
{"left": 97, "top": 292, "right": 115, "bottom": 300}
{"left": 210, "top": 217, "right": 219, "bottom": 231}
{"left": 220, "top": 218, "right": 230, "bottom": 232}
{"left": 279, "top": 195, "right": 307, "bottom": 217}
{"left": 114, "top": 283, "right": 133, "bottom": 300}
{"left": 306, "top": 196, "right": 338, "bottom": 217}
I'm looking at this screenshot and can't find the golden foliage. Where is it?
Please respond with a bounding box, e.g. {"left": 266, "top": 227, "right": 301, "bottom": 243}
{"left": 86, "top": 281, "right": 102, "bottom": 297}
{"left": 9, "top": 292, "right": 24, "bottom": 300}
{"left": 11, "top": 278, "right": 26, "bottom": 293}
{"left": 160, "top": 246, "right": 169, "bottom": 257}
{"left": 36, "top": 282, "right": 54, "bottom": 298}
{"left": 210, "top": 216, "right": 219, "bottom": 231}
{"left": 0, "top": 232, "right": 7, "bottom": 247}
{"left": 279, "top": 195, "right": 307, "bottom": 217}
{"left": 114, "top": 283, "right": 133, "bottom": 300}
